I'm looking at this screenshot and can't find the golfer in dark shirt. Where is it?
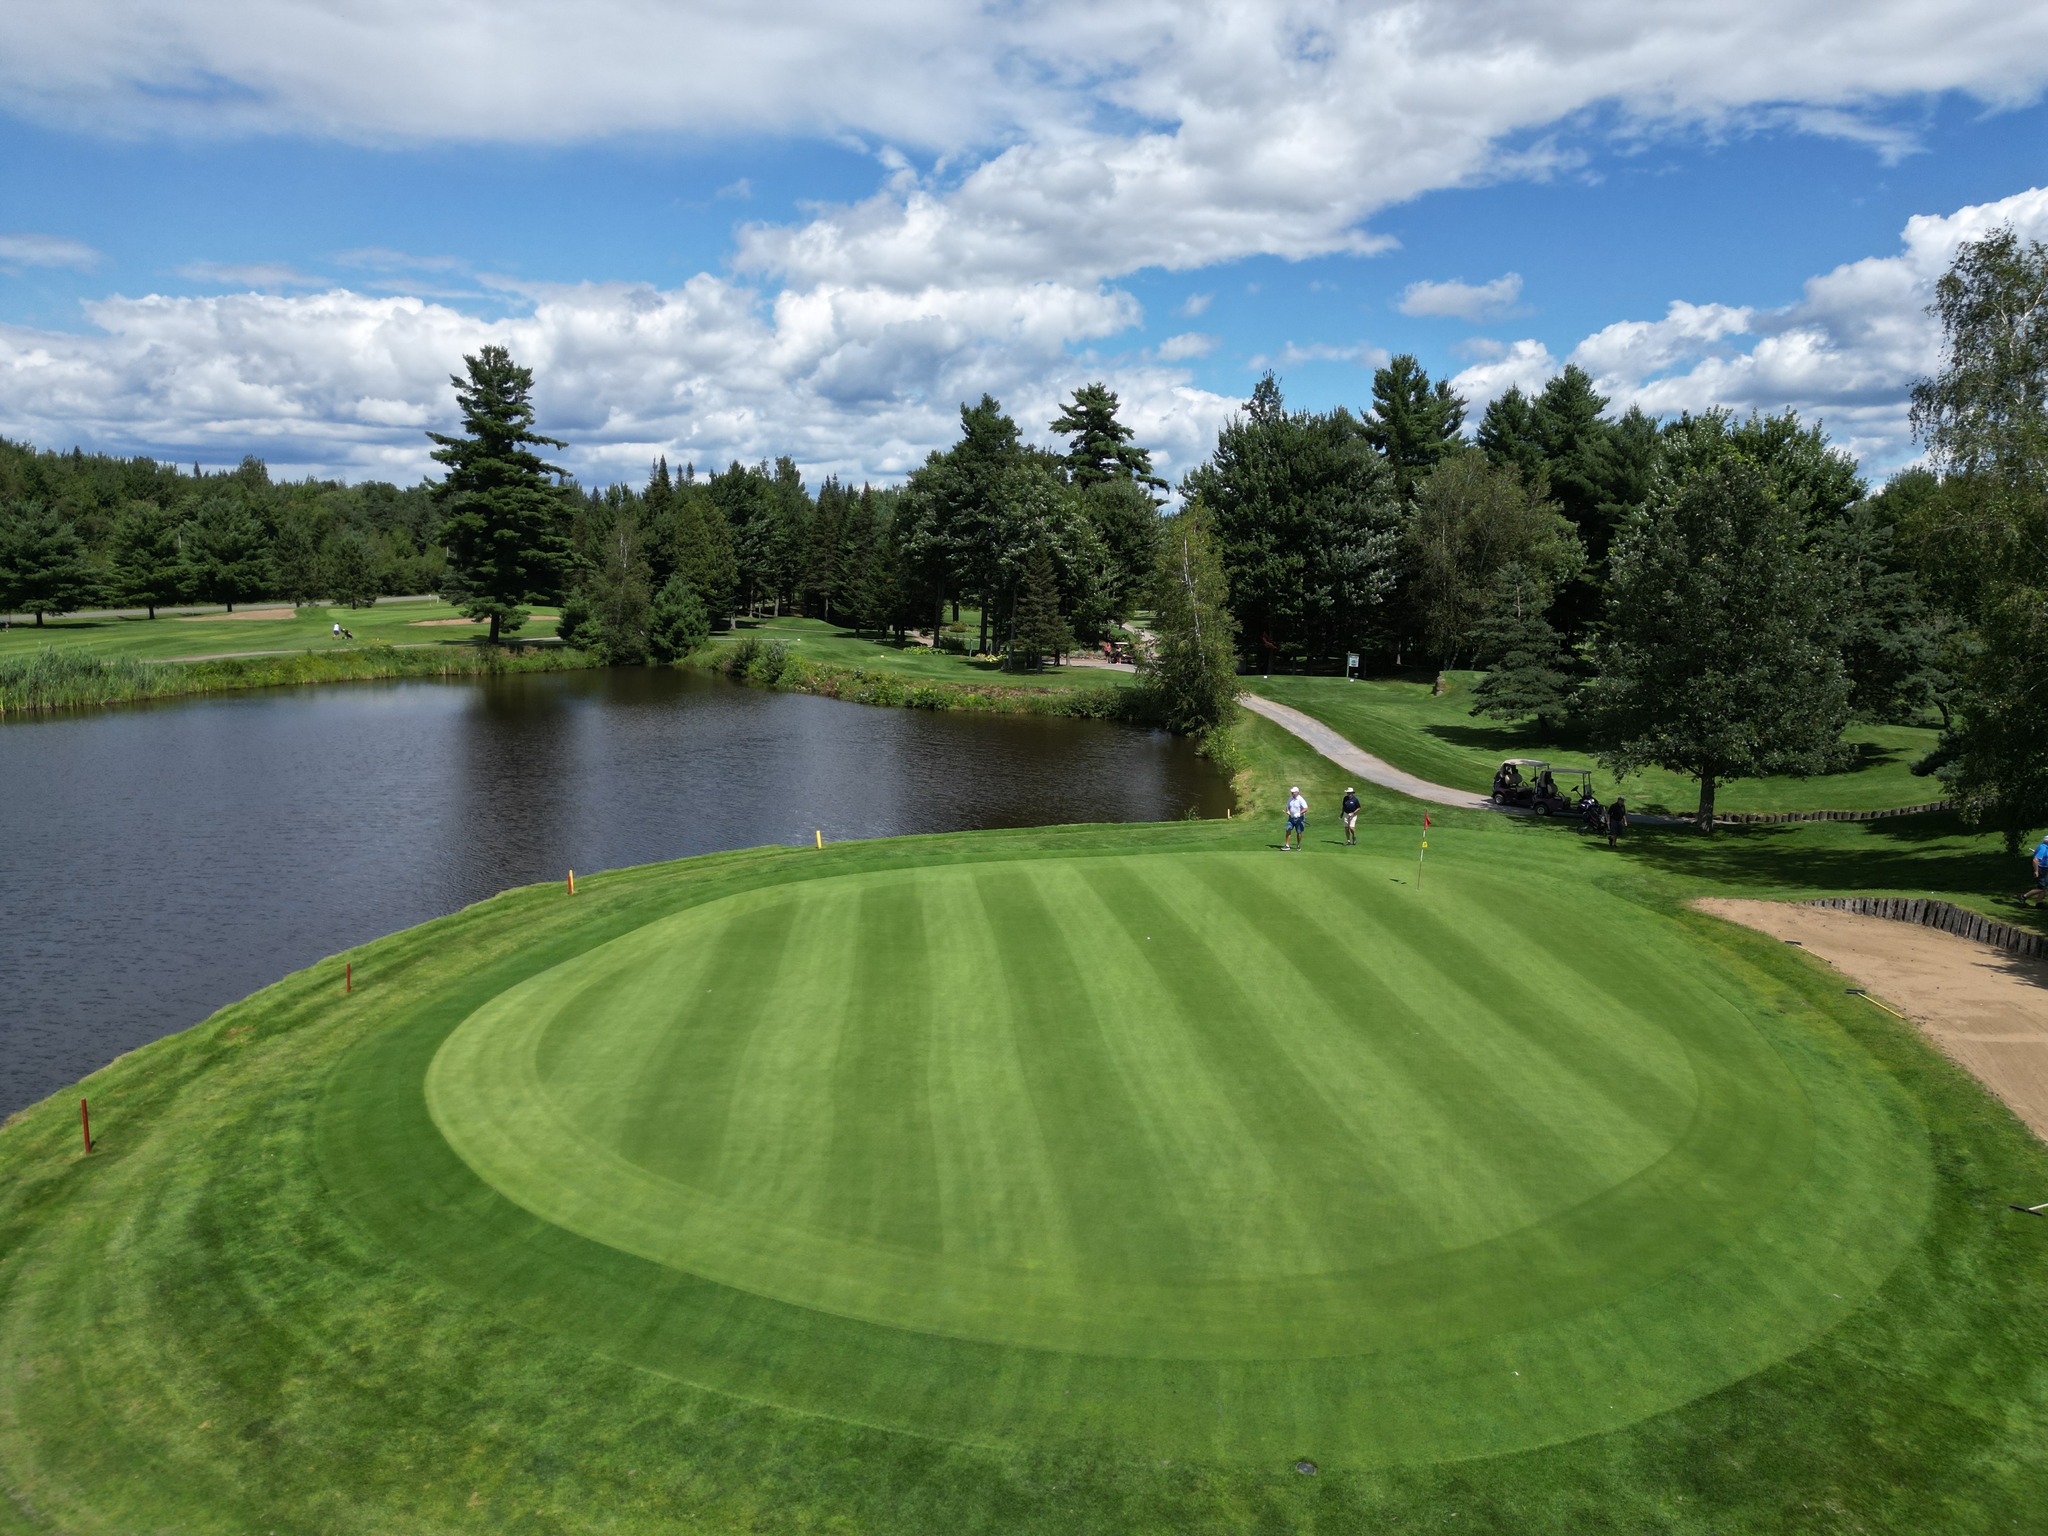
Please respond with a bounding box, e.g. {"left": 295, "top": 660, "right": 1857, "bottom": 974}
{"left": 1341, "top": 788, "right": 1361, "bottom": 845}
{"left": 1606, "top": 796, "right": 1629, "bottom": 849}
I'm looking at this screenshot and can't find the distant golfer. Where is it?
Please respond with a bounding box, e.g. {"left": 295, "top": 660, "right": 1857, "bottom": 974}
{"left": 332, "top": 622, "right": 342, "bottom": 637}
{"left": 1341, "top": 787, "right": 1361, "bottom": 845}
{"left": 1606, "top": 795, "right": 1629, "bottom": 849}
{"left": 1283, "top": 786, "right": 1308, "bottom": 851}
{"left": 2023, "top": 832, "right": 2048, "bottom": 905}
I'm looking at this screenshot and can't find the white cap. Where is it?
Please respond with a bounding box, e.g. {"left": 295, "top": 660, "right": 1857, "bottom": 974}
{"left": 1290, "top": 786, "right": 1300, "bottom": 793}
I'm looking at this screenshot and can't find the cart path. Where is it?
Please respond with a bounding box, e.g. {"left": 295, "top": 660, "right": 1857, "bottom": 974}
{"left": 1240, "top": 693, "right": 1495, "bottom": 811}
{"left": 1240, "top": 691, "right": 1690, "bottom": 824}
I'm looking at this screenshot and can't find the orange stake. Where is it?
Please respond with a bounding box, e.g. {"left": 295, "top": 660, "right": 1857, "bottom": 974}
{"left": 568, "top": 870, "right": 576, "bottom": 896}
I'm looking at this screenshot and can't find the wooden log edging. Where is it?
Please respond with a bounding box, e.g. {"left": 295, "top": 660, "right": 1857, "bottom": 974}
{"left": 1801, "top": 896, "right": 2048, "bottom": 960}
{"left": 1717, "top": 801, "right": 1953, "bottom": 826}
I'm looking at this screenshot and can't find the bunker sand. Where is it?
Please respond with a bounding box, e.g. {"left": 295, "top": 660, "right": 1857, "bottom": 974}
{"left": 1699, "top": 899, "right": 2048, "bottom": 1140}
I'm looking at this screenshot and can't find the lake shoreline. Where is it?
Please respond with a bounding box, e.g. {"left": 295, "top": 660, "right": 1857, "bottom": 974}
{"left": 0, "top": 642, "right": 600, "bottom": 718}
{"left": 692, "top": 635, "right": 1154, "bottom": 723}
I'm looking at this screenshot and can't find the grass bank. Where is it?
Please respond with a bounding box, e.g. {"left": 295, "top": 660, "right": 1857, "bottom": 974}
{"left": 0, "top": 599, "right": 557, "bottom": 663}
{"left": 0, "top": 641, "right": 599, "bottom": 717}
{"left": 699, "top": 629, "right": 1149, "bottom": 722}
{"left": 1253, "top": 670, "right": 1943, "bottom": 815}
{"left": 4, "top": 781, "right": 2047, "bottom": 1531}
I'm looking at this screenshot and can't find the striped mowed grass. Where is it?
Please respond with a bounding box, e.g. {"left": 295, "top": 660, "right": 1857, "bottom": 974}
{"left": 407, "top": 839, "right": 1917, "bottom": 1463}
{"left": 10, "top": 813, "right": 2045, "bottom": 1532}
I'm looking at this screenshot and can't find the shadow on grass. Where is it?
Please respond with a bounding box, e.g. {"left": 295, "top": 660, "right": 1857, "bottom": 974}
{"left": 1605, "top": 812, "right": 2048, "bottom": 933}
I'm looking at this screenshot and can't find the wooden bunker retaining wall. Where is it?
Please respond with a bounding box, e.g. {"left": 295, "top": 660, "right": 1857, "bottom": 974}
{"left": 1801, "top": 895, "right": 2048, "bottom": 961}
{"left": 1716, "top": 801, "right": 1953, "bottom": 825}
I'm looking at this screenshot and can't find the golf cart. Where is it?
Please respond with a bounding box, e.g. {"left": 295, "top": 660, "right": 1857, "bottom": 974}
{"left": 1489, "top": 758, "right": 1595, "bottom": 816}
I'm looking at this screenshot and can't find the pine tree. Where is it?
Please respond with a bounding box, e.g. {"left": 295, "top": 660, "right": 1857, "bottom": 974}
{"left": 671, "top": 480, "right": 739, "bottom": 625}
{"left": 107, "top": 501, "right": 185, "bottom": 618}
{"left": 323, "top": 528, "right": 380, "bottom": 609}
{"left": 1469, "top": 564, "right": 1575, "bottom": 739}
{"left": 268, "top": 506, "right": 327, "bottom": 607}
{"left": 641, "top": 457, "right": 678, "bottom": 591}
{"left": 1476, "top": 386, "right": 1546, "bottom": 485}
{"left": 803, "top": 477, "right": 848, "bottom": 618}
{"left": 1079, "top": 477, "right": 1162, "bottom": 616}
{"left": 648, "top": 573, "right": 710, "bottom": 662}
{"left": 768, "top": 456, "right": 813, "bottom": 614}
{"left": 428, "top": 346, "right": 570, "bottom": 642}
{"left": 0, "top": 501, "right": 98, "bottom": 624}
{"left": 835, "top": 488, "right": 881, "bottom": 634}
{"left": 1362, "top": 355, "right": 1467, "bottom": 500}
{"left": 188, "top": 498, "right": 271, "bottom": 611}
{"left": 1050, "top": 382, "right": 1167, "bottom": 491}
{"left": 1180, "top": 373, "right": 1401, "bottom": 668}
{"left": 1009, "top": 540, "right": 1071, "bottom": 670}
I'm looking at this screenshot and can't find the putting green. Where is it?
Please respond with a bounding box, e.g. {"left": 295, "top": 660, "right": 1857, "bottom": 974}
{"left": 400, "top": 845, "right": 1929, "bottom": 1464}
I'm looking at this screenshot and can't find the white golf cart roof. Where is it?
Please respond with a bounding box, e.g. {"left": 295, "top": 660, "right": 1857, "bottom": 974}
{"left": 1499, "top": 758, "right": 1550, "bottom": 768}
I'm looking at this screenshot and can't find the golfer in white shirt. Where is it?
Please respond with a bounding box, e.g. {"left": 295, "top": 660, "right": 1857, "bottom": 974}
{"left": 1282, "top": 786, "right": 1307, "bottom": 851}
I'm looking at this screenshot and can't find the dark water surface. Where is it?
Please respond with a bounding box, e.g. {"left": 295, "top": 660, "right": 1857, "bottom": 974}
{"left": 1, "top": 668, "right": 1229, "bottom": 1116}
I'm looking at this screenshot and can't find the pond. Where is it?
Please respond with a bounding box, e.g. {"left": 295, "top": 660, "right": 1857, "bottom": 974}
{"left": 0, "top": 667, "right": 1231, "bottom": 1117}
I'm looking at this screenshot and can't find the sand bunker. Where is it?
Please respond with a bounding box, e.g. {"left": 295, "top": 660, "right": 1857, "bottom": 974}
{"left": 176, "top": 607, "right": 295, "bottom": 621}
{"left": 1700, "top": 898, "right": 2048, "bottom": 1139}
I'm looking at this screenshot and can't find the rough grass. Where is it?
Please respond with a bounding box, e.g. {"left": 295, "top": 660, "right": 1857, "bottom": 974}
{"left": 705, "top": 615, "right": 1136, "bottom": 691}
{"left": 0, "top": 642, "right": 599, "bottom": 717}
{"left": 702, "top": 630, "right": 1147, "bottom": 721}
{"left": 1254, "top": 670, "right": 1943, "bottom": 815}
{"left": 5, "top": 766, "right": 2048, "bottom": 1529}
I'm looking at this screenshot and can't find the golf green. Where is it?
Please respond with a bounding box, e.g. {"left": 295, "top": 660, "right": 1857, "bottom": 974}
{"left": 389, "top": 843, "right": 1928, "bottom": 1465}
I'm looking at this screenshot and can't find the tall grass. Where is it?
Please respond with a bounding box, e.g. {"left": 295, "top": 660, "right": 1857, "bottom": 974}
{"left": 0, "top": 644, "right": 601, "bottom": 717}
{"left": 707, "top": 636, "right": 1159, "bottom": 723}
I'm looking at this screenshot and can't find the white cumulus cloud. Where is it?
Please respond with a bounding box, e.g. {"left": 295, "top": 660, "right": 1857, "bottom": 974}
{"left": 1397, "top": 273, "right": 1524, "bottom": 321}
{"left": 0, "top": 279, "right": 1237, "bottom": 487}
{"left": 1448, "top": 339, "right": 1560, "bottom": 410}
{"left": 1448, "top": 186, "right": 2048, "bottom": 473}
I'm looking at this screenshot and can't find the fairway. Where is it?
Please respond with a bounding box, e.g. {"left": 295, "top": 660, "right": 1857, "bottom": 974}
{"left": 406, "top": 842, "right": 1926, "bottom": 1464}
{"left": 14, "top": 814, "right": 2048, "bottom": 1532}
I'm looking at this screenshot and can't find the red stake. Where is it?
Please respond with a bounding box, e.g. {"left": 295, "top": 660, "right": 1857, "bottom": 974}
{"left": 80, "top": 1098, "right": 92, "bottom": 1154}
{"left": 345, "top": 961, "right": 352, "bottom": 994}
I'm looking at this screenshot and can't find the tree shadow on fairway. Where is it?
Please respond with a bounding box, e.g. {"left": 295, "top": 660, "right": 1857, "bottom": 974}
{"left": 1615, "top": 812, "right": 2048, "bottom": 937}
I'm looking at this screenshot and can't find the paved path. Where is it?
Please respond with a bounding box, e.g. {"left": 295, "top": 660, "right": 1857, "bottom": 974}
{"left": 1241, "top": 691, "right": 1691, "bottom": 825}
{"left": 1240, "top": 693, "right": 1495, "bottom": 811}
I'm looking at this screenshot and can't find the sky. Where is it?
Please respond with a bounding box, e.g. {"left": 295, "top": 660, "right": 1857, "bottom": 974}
{"left": 1, "top": 2, "right": 2046, "bottom": 491}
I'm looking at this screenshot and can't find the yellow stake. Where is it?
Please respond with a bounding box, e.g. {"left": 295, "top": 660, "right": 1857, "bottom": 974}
{"left": 567, "top": 870, "right": 576, "bottom": 895}
{"left": 815, "top": 829, "right": 824, "bottom": 849}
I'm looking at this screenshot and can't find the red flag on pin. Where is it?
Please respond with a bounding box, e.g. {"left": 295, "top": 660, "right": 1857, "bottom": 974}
{"left": 1423, "top": 812, "right": 1432, "bottom": 828}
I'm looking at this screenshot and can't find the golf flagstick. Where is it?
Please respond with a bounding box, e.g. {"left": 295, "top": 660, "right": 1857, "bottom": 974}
{"left": 1417, "top": 812, "right": 1430, "bottom": 888}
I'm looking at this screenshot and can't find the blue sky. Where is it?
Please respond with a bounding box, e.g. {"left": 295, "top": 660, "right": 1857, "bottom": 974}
{"left": 2, "top": 2, "right": 2046, "bottom": 487}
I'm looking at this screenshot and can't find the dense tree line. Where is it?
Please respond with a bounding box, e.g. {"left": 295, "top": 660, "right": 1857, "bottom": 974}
{"left": 0, "top": 443, "right": 445, "bottom": 623}
{"left": 12, "top": 235, "right": 2041, "bottom": 814}
{"left": 1169, "top": 345, "right": 1972, "bottom": 822}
